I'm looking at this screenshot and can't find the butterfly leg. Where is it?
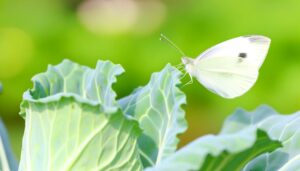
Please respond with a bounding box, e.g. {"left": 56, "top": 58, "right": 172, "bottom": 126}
{"left": 187, "top": 74, "right": 194, "bottom": 85}
{"left": 180, "top": 71, "right": 188, "bottom": 79}
{"left": 175, "top": 63, "right": 185, "bottom": 70}
{"left": 176, "top": 64, "right": 187, "bottom": 73}
{"left": 182, "top": 74, "right": 193, "bottom": 87}
{"left": 175, "top": 63, "right": 184, "bottom": 67}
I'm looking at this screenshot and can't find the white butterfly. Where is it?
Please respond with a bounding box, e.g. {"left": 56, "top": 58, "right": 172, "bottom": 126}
{"left": 162, "top": 35, "right": 270, "bottom": 99}
{"left": 180, "top": 35, "right": 271, "bottom": 98}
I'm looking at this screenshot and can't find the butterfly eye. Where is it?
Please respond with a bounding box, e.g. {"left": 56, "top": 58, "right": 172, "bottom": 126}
{"left": 238, "top": 52, "right": 247, "bottom": 58}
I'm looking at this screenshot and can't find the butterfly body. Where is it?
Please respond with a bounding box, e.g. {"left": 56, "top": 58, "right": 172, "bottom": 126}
{"left": 182, "top": 35, "right": 271, "bottom": 98}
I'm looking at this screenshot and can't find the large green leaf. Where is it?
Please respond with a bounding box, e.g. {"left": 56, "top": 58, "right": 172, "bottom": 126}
{"left": 119, "top": 64, "right": 187, "bottom": 167}
{"left": 146, "top": 127, "right": 280, "bottom": 171}
{"left": 221, "top": 105, "right": 300, "bottom": 171}
{"left": 20, "top": 59, "right": 124, "bottom": 117}
{"left": 0, "top": 119, "right": 18, "bottom": 171}
{"left": 19, "top": 60, "right": 143, "bottom": 171}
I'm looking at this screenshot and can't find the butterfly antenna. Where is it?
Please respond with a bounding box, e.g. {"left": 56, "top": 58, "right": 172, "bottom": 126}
{"left": 160, "top": 33, "right": 187, "bottom": 57}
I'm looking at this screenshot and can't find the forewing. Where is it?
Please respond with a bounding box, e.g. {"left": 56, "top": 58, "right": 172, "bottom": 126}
{"left": 196, "top": 35, "right": 271, "bottom": 69}
{"left": 193, "top": 56, "right": 259, "bottom": 98}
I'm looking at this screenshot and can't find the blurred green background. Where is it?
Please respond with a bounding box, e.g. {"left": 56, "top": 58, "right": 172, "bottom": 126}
{"left": 1, "top": 0, "right": 300, "bottom": 159}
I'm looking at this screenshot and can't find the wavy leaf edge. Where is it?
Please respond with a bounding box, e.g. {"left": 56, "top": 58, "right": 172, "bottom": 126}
{"left": 20, "top": 59, "right": 125, "bottom": 117}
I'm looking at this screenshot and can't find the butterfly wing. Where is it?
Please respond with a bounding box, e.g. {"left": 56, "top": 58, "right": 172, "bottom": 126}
{"left": 192, "top": 35, "right": 270, "bottom": 98}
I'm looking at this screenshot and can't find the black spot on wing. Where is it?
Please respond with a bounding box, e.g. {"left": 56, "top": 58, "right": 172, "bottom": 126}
{"left": 238, "top": 52, "right": 247, "bottom": 58}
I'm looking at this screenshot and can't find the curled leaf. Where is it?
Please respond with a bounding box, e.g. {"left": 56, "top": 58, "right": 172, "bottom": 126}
{"left": 19, "top": 60, "right": 143, "bottom": 171}
{"left": 119, "top": 65, "right": 187, "bottom": 167}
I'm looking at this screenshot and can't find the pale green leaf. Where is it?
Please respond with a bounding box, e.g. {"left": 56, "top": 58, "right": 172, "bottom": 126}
{"left": 19, "top": 60, "right": 143, "bottom": 171}
{"left": 119, "top": 64, "right": 187, "bottom": 167}
{"left": 20, "top": 59, "right": 124, "bottom": 117}
{"left": 221, "top": 105, "right": 300, "bottom": 171}
{"left": 146, "top": 127, "right": 280, "bottom": 171}
{"left": 0, "top": 119, "right": 18, "bottom": 171}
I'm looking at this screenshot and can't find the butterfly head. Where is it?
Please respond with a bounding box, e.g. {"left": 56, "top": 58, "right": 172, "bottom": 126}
{"left": 182, "top": 57, "right": 195, "bottom": 74}
{"left": 181, "top": 57, "right": 194, "bottom": 65}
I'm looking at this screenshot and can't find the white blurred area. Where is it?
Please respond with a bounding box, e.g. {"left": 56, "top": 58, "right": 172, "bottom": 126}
{"left": 77, "top": 0, "right": 166, "bottom": 35}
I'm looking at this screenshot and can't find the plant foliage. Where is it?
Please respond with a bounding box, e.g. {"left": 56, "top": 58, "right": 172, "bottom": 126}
{"left": 12, "top": 59, "right": 300, "bottom": 171}
{"left": 0, "top": 119, "right": 18, "bottom": 171}
{"left": 19, "top": 60, "right": 142, "bottom": 171}
{"left": 119, "top": 65, "right": 187, "bottom": 167}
